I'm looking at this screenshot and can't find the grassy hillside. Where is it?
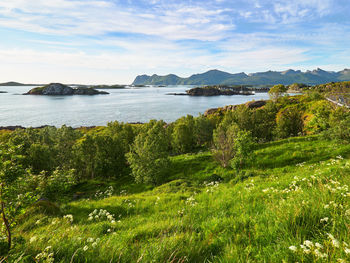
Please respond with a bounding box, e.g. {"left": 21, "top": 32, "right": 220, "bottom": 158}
{"left": 8, "top": 135, "right": 350, "bottom": 262}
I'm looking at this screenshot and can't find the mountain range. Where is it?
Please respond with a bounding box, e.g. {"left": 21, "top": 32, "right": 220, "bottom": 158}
{"left": 132, "top": 68, "right": 350, "bottom": 86}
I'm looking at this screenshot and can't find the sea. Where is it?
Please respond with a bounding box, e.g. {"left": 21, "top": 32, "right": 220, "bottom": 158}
{"left": 0, "top": 85, "right": 271, "bottom": 127}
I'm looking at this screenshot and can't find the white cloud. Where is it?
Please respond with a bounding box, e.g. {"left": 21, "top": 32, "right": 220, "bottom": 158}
{"left": 0, "top": 0, "right": 234, "bottom": 41}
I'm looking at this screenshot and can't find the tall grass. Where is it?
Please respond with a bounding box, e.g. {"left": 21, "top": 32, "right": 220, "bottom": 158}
{"left": 6, "top": 135, "right": 350, "bottom": 262}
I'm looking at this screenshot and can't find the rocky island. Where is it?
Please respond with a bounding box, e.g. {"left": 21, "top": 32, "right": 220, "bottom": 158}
{"left": 24, "top": 83, "right": 109, "bottom": 95}
{"left": 168, "top": 85, "right": 254, "bottom": 96}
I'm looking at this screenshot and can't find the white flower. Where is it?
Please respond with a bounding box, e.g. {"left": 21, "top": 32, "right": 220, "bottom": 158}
{"left": 63, "top": 214, "right": 74, "bottom": 223}
{"left": 344, "top": 247, "right": 350, "bottom": 254}
{"left": 320, "top": 217, "right": 329, "bottom": 223}
{"left": 87, "top": 238, "right": 94, "bottom": 243}
{"left": 332, "top": 239, "right": 340, "bottom": 248}
{"left": 92, "top": 242, "right": 97, "bottom": 248}
{"left": 83, "top": 245, "right": 89, "bottom": 251}
{"left": 289, "top": 246, "right": 297, "bottom": 252}
{"left": 314, "top": 249, "right": 327, "bottom": 258}
{"left": 315, "top": 242, "right": 323, "bottom": 249}
{"left": 30, "top": 236, "right": 37, "bottom": 243}
{"left": 304, "top": 240, "right": 313, "bottom": 248}
{"left": 303, "top": 248, "right": 311, "bottom": 254}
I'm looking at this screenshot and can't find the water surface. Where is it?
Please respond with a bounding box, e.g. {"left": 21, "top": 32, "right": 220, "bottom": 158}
{"left": 0, "top": 86, "right": 270, "bottom": 127}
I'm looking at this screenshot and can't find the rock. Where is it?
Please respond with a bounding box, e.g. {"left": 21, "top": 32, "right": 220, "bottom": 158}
{"left": 0, "top": 91, "right": 8, "bottom": 93}
{"left": 204, "top": 108, "right": 219, "bottom": 116}
{"left": 186, "top": 86, "right": 253, "bottom": 96}
{"left": 25, "top": 83, "right": 109, "bottom": 95}
{"left": 246, "top": 100, "right": 266, "bottom": 109}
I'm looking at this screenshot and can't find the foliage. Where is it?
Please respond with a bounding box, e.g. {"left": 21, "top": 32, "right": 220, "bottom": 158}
{"left": 127, "top": 120, "right": 170, "bottom": 185}
{"left": 268, "top": 84, "right": 288, "bottom": 100}
{"left": 171, "top": 115, "right": 195, "bottom": 154}
{"left": 325, "top": 107, "right": 350, "bottom": 142}
{"left": 212, "top": 121, "right": 254, "bottom": 168}
{"left": 276, "top": 105, "right": 304, "bottom": 138}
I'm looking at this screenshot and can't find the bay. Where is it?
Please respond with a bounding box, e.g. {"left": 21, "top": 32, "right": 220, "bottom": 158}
{"left": 0, "top": 85, "right": 270, "bottom": 127}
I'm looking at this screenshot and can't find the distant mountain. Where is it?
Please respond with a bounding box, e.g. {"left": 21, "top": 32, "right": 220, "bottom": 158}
{"left": 132, "top": 68, "right": 350, "bottom": 86}
{"left": 0, "top": 81, "right": 41, "bottom": 86}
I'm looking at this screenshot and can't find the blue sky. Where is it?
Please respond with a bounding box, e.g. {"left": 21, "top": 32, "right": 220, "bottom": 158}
{"left": 0, "top": 0, "right": 349, "bottom": 84}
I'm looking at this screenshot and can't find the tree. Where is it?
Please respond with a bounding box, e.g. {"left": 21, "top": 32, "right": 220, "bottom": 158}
{"left": 212, "top": 122, "right": 254, "bottom": 168}
{"left": 275, "top": 106, "right": 304, "bottom": 138}
{"left": 0, "top": 143, "right": 38, "bottom": 249}
{"left": 194, "top": 114, "right": 214, "bottom": 147}
{"left": 171, "top": 115, "right": 195, "bottom": 154}
{"left": 268, "top": 84, "right": 288, "bottom": 101}
{"left": 127, "top": 120, "right": 170, "bottom": 185}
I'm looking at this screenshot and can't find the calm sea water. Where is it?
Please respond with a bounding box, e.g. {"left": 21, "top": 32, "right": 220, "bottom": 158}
{"left": 0, "top": 86, "right": 270, "bottom": 127}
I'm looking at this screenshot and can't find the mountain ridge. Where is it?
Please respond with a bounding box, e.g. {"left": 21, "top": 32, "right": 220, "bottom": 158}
{"left": 132, "top": 68, "right": 350, "bottom": 86}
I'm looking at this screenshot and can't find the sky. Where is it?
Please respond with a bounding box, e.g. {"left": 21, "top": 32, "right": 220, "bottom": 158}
{"left": 0, "top": 0, "right": 349, "bottom": 84}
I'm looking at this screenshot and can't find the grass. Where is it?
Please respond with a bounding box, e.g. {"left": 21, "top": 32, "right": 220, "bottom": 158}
{"left": 6, "top": 135, "right": 350, "bottom": 262}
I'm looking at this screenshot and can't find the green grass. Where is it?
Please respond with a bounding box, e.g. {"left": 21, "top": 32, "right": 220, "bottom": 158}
{"left": 7, "top": 135, "right": 350, "bottom": 262}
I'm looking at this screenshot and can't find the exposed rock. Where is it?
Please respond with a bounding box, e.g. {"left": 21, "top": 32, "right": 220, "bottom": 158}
{"left": 25, "top": 83, "right": 109, "bottom": 95}
{"left": 246, "top": 100, "right": 266, "bottom": 109}
{"left": 0, "top": 91, "right": 8, "bottom": 93}
{"left": 204, "top": 108, "right": 219, "bottom": 116}
{"left": 186, "top": 86, "right": 253, "bottom": 96}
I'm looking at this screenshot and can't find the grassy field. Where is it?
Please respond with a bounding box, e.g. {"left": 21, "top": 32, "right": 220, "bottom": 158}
{"left": 7, "top": 135, "right": 350, "bottom": 262}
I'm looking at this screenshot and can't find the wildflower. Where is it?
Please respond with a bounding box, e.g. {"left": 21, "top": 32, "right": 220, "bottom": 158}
{"left": 63, "top": 214, "right": 74, "bottom": 223}
{"left": 344, "top": 248, "right": 350, "bottom": 254}
{"left": 92, "top": 242, "right": 97, "bottom": 248}
{"left": 303, "top": 248, "right": 311, "bottom": 254}
{"left": 289, "top": 246, "right": 297, "bottom": 252}
{"left": 314, "top": 249, "right": 327, "bottom": 258}
{"left": 83, "top": 245, "right": 89, "bottom": 251}
{"left": 332, "top": 239, "right": 340, "bottom": 248}
{"left": 324, "top": 204, "right": 329, "bottom": 209}
{"left": 87, "top": 237, "right": 94, "bottom": 243}
{"left": 315, "top": 242, "right": 323, "bottom": 249}
{"left": 304, "top": 240, "right": 313, "bottom": 248}
{"left": 320, "top": 217, "right": 329, "bottom": 223}
{"left": 30, "top": 236, "right": 37, "bottom": 243}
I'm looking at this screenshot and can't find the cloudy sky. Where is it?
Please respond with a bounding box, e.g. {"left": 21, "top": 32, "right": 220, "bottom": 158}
{"left": 0, "top": 0, "right": 349, "bottom": 84}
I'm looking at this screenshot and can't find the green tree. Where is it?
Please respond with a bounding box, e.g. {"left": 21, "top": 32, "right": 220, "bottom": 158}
{"left": 212, "top": 122, "right": 254, "bottom": 168}
{"left": 326, "top": 108, "right": 350, "bottom": 142}
{"left": 194, "top": 114, "right": 214, "bottom": 147}
{"left": 127, "top": 120, "right": 170, "bottom": 185}
{"left": 0, "top": 143, "right": 39, "bottom": 249}
{"left": 275, "top": 106, "right": 304, "bottom": 138}
{"left": 268, "top": 84, "right": 288, "bottom": 101}
{"left": 171, "top": 115, "right": 195, "bottom": 154}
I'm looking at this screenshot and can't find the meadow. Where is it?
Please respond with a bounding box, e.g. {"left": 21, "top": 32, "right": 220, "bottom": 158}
{"left": 5, "top": 135, "right": 350, "bottom": 262}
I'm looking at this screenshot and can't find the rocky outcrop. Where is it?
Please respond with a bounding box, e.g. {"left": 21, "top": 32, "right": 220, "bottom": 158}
{"left": 204, "top": 100, "right": 267, "bottom": 116}
{"left": 25, "top": 83, "right": 109, "bottom": 95}
{"left": 186, "top": 86, "right": 253, "bottom": 96}
{"left": 246, "top": 100, "right": 266, "bottom": 109}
